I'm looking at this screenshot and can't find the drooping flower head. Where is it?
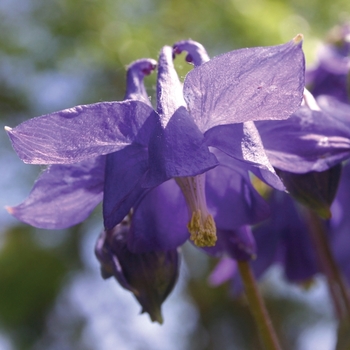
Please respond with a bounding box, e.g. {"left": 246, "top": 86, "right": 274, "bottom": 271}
{"left": 95, "top": 217, "right": 179, "bottom": 324}
{"left": 306, "top": 23, "right": 350, "bottom": 103}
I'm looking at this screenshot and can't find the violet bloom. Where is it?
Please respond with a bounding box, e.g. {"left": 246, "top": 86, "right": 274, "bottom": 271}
{"left": 5, "top": 58, "right": 157, "bottom": 229}
{"left": 209, "top": 190, "right": 320, "bottom": 291}
{"left": 7, "top": 39, "right": 304, "bottom": 250}
{"left": 306, "top": 23, "right": 350, "bottom": 103}
{"left": 95, "top": 218, "right": 179, "bottom": 324}
{"left": 256, "top": 89, "right": 350, "bottom": 175}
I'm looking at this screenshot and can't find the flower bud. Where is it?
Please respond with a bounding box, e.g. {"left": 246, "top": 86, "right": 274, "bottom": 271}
{"left": 95, "top": 222, "right": 179, "bottom": 324}
{"left": 276, "top": 164, "right": 342, "bottom": 219}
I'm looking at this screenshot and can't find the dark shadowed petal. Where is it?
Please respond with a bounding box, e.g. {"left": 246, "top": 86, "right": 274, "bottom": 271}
{"left": 145, "top": 106, "right": 219, "bottom": 187}
{"left": 205, "top": 161, "right": 270, "bottom": 231}
{"left": 95, "top": 226, "right": 179, "bottom": 324}
{"left": 256, "top": 105, "right": 350, "bottom": 173}
{"left": 204, "top": 121, "right": 284, "bottom": 190}
{"left": 8, "top": 156, "right": 105, "bottom": 229}
{"left": 183, "top": 36, "right": 305, "bottom": 133}
{"left": 330, "top": 162, "right": 350, "bottom": 284}
{"left": 204, "top": 226, "right": 257, "bottom": 262}
{"left": 103, "top": 144, "right": 150, "bottom": 230}
{"left": 127, "top": 180, "right": 189, "bottom": 253}
{"left": 252, "top": 191, "right": 319, "bottom": 282}
{"left": 6, "top": 100, "right": 155, "bottom": 164}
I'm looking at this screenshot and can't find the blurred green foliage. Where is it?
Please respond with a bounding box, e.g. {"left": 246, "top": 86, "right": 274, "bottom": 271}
{"left": 1, "top": 0, "right": 349, "bottom": 349}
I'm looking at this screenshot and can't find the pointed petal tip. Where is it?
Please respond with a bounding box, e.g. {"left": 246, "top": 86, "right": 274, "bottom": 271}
{"left": 151, "top": 312, "right": 164, "bottom": 325}
{"left": 143, "top": 307, "right": 164, "bottom": 324}
{"left": 5, "top": 206, "right": 14, "bottom": 214}
{"left": 4, "top": 126, "right": 12, "bottom": 133}
{"left": 293, "top": 34, "right": 304, "bottom": 45}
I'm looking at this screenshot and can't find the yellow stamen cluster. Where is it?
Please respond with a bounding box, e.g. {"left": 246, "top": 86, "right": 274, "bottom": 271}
{"left": 188, "top": 210, "right": 217, "bottom": 247}
{"left": 175, "top": 174, "right": 217, "bottom": 248}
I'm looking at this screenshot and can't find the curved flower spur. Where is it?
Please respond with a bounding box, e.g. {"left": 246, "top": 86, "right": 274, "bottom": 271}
{"left": 5, "top": 58, "right": 157, "bottom": 229}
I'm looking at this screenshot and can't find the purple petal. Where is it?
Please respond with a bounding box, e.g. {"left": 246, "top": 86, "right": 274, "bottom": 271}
{"left": 6, "top": 100, "right": 155, "bottom": 164}
{"left": 145, "top": 106, "right": 218, "bottom": 187}
{"left": 8, "top": 156, "right": 105, "bottom": 229}
{"left": 256, "top": 105, "right": 350, "bottom": 173}
{"left": 205, "top": 161, "right": 270, "bottom": 230}
{"left": 183, "top": 37, "right": 305, "bottom": 132}
{"left": 252, "top": 191, "right": 319, "bottom": 282}
{"left": 208, "top": 258, "right": 237, "bottom": 286}
{"left": 205, "top": 121, "right": 285, "bottom": 190}
{"left": 127, "top": 180, "right": 189, "bottom": 253}
{"left": 103, "top": 144, "right": 150, "bottom": 230}
{"left": 317, "top": 95, "right": 350, "bottom": 124}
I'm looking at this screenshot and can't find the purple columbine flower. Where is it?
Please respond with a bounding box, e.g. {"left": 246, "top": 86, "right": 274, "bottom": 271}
{"left": 306, "top": 23, "right": 350, "bottom": 103}
{"left": 255, "top": 89, "right": 350, "bottom": 175}
{"left": 6, "top": 39, "right": 305, "bottom": 250}
{"left": 5, "top": 58, "right": 157, "bottom": 229}
{"left": 208, "top": 189, "right": 320, "bottom": 292}
{"left": 123, "top": 37, "right": 305, "bottom": 251}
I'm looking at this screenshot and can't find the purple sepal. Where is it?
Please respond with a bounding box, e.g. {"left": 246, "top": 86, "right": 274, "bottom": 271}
{"left": 256, "top": 103, "right": 350, "bottom": 173}
{"left": 252, "top": 191, "right": 319, "bottom": 282}
{"left": 95, "top": 225, "right": 179, "bottom": 324}
{"left": 204, "top": 121, "right": 285, "bottom": 190}
{"left": 208, "top": 258, "right": 237, "bottom": 286}
{"left": 8, "top": 156, "right": 105, "bottom": 229}
{"left": 205, "top": 157, "right": 271, "bottom": 230}
{"left": 145, "top": 106, "right": 219, "bottom": 187}
{"left": 6, "top": 100, "right": 155, "bottom": 164}
{"left": 317, "top": 95, "right": 350, "bottom": 124}
{"left": 306, "top": 25, "right": 350, "bottom": 103}
{"left": 103, "top": 144, "right": 150, "bottom": 230}
{"left": 183, "top": 38, "right": 305, "bottom": 133}
{"left": 127, "top": 180, "right": 189, "bottom": 253}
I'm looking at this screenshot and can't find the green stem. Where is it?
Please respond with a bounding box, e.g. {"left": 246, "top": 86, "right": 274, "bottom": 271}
{"left": 306, "top": 209, "right": 350, "bottom": 321}
{"left": 238, "top": 260, "right": 282, "bottom": 350}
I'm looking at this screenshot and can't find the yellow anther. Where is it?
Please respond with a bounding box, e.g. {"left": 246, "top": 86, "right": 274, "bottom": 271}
{"left": 187, "top": 210, "right": 217, "bottom": 247}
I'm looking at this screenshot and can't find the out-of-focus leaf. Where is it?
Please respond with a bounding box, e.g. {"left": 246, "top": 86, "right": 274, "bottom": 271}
{"left": 0, "top": 226, "right": 68, "bottom": 347}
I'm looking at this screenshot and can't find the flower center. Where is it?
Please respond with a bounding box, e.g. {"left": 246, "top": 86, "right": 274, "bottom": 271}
{"left": 175, "top": 174, "right": 217, "bottom": 247}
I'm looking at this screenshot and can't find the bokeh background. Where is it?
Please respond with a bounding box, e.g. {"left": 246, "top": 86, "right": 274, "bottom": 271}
{"left": 0, "top": 0, "right": 349, "bottom": 349}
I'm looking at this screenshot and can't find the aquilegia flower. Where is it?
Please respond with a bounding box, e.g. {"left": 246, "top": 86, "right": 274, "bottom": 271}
{"left": 6, "top": 38, "right": 305, "bottom": 251}
{"left": 104, "top": 37, "right": 305, "bottom": 252}
{"left": 255, "top": 89, "right": 350, "bottom": 175}
{"left": 306, "top": 23, "right": 350, "bottom": 103}
{"left": 5, "top": 58, "right": 157, "bottom": 229}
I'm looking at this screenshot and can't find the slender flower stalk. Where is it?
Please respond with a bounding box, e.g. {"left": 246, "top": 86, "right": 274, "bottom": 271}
{"left": 305, "top": 209, "right": 350, "bottom": 320}
{"left": 238, "top": 260, "right": 282, "bottom": 350}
